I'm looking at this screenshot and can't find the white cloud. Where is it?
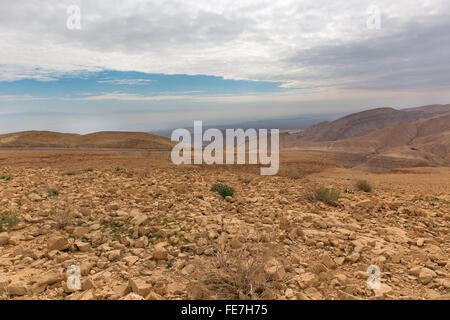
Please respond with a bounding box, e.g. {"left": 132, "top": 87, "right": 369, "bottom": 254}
{"left": 0, "top": 95, "right": 49, "bottom": 101}
{"left": 0, "top": 0, "right": 449, "bottom": 92}
{"left": 81, "top": 92, "right": 192, "bottom": 101}
{"left": 96, "top": 79, "right": 153, "bottom": 85}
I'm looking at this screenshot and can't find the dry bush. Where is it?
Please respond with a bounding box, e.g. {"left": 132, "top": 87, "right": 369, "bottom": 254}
{"left": 191, "top": 236, "right": 283, "bottom": 300}
{"left": 52, "top": 207, "right": 73, "bottom": 229}
{"left": 277, "top": 164, "right": 303, "bottom": 179}
{"left": 356, "top": 180, "right": 372, "bottom": 192}
{"left": 305, "top": 187, "right": 340, "bottom": 205}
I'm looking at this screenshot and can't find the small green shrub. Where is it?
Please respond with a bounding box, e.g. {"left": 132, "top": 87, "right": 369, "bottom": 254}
{"left": 356, "top": 180, "right": 372, "bottom": 192}
{"left": 1, "top": 176, "right": 11, "bottom": 181}
{"left": 196, "top": 195, "right": 204, "bottom": 199}
{"left": 0, "top": 212, "right": 20, "bottom": 231}
{"left": 115, "top": 167, "right": 121, "bottom": 172}
{"left": 48, "top": 189, "right": 59, "bottom": 197}
{"left": 211, "top": 183, "right": 234, "bottom": 198}
{"left": 314, "top": 187, "right": 340, "bottom": 204}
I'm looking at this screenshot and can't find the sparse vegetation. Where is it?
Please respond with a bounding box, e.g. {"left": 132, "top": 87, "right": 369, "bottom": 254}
{"left": 196, "top": 195, "right": 204, "bottom": 199}
{"left": 211, "top": 183, "right": 234, "bottom": 198}
{"left": 47, "top": 189, "right": 59, "bottom": 197}
{"left": 0, "top": 175, "right": 11, "bottom": 181}
{"left": 110, "top": 224, "right": 133, "bottom": 241}
{"left": 115, "top": 167, "right": 121, "bottom": 172}
{"left": 279, "top": 165, "right": 302, "bottom": 179}
{"left": 197, "top": 240, "right": 274, "bottom": 299}
{"left": 52, "top": 207, "right": 73, "bottom": 229}
{"left": 313, "top": 187, "right": 340, "bottom": 204}
{"left": 0, "top": 212, "right": 20, "bottom": 231}
{"left": 411, "top": 196, "right": 450, "bottom": 205}
{"left": 356, "top": 180, "right": 372, "bottom": 192}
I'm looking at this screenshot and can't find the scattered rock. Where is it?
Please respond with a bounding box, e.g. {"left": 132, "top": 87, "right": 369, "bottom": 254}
{"left": 419, "top": 268, "right": 436, "bottom": 284}
{"left": 7, "top": 281, "right": 28, "bottom": 296}
{"left": 47, "top": 235, "right": 68, "bottom": 251}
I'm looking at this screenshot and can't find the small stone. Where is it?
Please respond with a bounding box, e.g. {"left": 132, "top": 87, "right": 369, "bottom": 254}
{"left": 108, "top": 249, "right": 121, "bottom": 262}
{"left": 299, "top": 272, "right": 319, "bottom": 288}
{"left": 47, "top": 235, "right": 68, "bottom": 251}
{"left": 80, "top": 262, "right": 94, "bottom": 276}
{"left": 73, "top": 227, "right": 89, "bottom": 238}
{"left": 28, "top": 193, "right": 42, "bottom": 201}
{"left": 36, "top": 272, "right": 63, "bottom": 286}
{"left": 106, "top": 202, "right": 120, "bottom": 211}
{"left": 356, "top": 271, "right": 368, "bottom": 279}
{"left": 285, "top": 288, "right": 295, "bottom": 299}
{"left": 75, "top": 241, "right": 91, "bottom": 252}
{"left": 120, "top": 292, "right": 144, "bottom": 300}
{"left": 82, "top": 278, "right": 95, "bottom": 291}
{"left": 419, "top": 268, "right": 436, "bottom": 284}
{"left": 134, "top": 236, "right": 148, "bottom": 248}
{"left": 146, "top": 291, "right": 164, "bottom": 300}
{"left": 152, "top": 244, "right": 168, "bottom": 260}
{"left": 8, "top": 236, "right": 20, "bottom": 246}
{"left": 230, "top": 237, "right": 242, "bottom": 249}
{"left": 123, "top": 256, "right": 139, "bottom": 266}
{"left": 304, "top": 287, "right": 323, "bottom": 299}
{"left": 416, "top": 238, "right": 425, "bottom": 247}
{"left": 7, "top": 281, "right": 28, "bottom": 296}
{"left": 0, "top": 232, "right": 9, "bottom": 245}
{"left": 335, "top": 274, "right": 347, "bottom": 285}
{"left": 129, "top": 279, "right": 152, "bottom": 297}
{"left": 131, "top": 215, "right": 148, "bottom": 226}
{"left": 346, "top": 253, "right": 360, "bottom": 263}
{"left": 181, "top": 264, "right": 195, "bottom": 275}
{"left": 373, "top": 283, "right": 393, "bottom": 297}
{"left": 322, "top": 253, "right": 336, "bottom": 269}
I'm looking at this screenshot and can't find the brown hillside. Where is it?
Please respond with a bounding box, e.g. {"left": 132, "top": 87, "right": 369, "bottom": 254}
{"left": 0, "top": 131, "right": 174, "bottom": 150}
{"left": 293, "top": 104, "right": 450, "bottom": 142}
{"left": 282, "top": 113, "right": 450, "bottom": 172}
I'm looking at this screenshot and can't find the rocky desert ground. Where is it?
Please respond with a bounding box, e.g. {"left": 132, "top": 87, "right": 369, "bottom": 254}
{"left": 0, "top": 150, "right": 448, "bottom": 300}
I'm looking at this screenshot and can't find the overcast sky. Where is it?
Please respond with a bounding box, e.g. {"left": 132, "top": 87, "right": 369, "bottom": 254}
{"left": 1, "top": 0, "right": 450, "bottom": 133}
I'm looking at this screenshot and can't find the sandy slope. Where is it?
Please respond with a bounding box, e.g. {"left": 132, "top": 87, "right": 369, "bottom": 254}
{"left": 0, "top": 131, "right": 174, "bottom": 150}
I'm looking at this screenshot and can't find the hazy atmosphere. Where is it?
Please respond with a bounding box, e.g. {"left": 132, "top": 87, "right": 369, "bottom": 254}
{"left": 1, "top": 0, "right": 450, "bottom": 132}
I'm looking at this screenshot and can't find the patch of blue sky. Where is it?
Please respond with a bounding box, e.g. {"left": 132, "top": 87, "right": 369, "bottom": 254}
{"left": 0, "top": 70, "right": 288, "bottom": 99}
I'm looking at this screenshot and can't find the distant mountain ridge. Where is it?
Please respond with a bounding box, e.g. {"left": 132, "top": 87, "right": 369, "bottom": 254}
{"left": 293, "top": 104, "right": 450, "bottom": 142}
{"left": 282, "top": 109, "right": 450, "bottom": 172}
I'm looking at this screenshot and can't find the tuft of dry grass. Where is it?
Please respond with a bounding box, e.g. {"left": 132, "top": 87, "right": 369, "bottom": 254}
{"left": 278, "top": 165, "right": 303, "bottom": 179}
{"left": 356, "top": 180, "right": 372, "bottom": 192}
{"left": 52, "top": 207, "right": 73, "bottom": 229}
{"left": 191, "top": 236, "right": 282, "bottom": 300}
{"left": 306, "top": 187, "right": 340, "bottom": 205}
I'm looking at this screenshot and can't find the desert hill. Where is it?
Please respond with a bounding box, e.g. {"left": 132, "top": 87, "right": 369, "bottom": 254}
{"left": 0, "top": 131, "right": 174, "bottom": 150}
{"left": 293, "top": 104, "right": 450, "bottom": 142}
{"left": 282, "top": 113, "right": 450, "bottom": 172}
